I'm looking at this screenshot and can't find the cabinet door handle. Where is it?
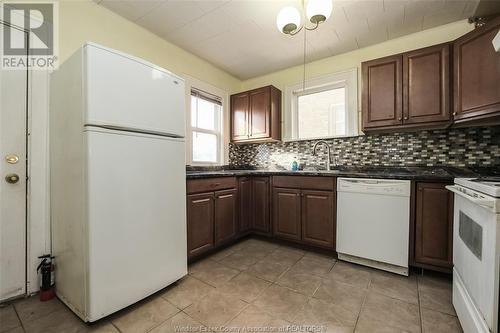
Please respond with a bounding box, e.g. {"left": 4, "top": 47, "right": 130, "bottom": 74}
{"left": 453, "top": 112, "right": 457, "bottom": 116}
{"left": 398, "top": 117, "right": 402, "bottom": 121}
{"left": 404, "top": 116, "right": 408, "bottom": 120}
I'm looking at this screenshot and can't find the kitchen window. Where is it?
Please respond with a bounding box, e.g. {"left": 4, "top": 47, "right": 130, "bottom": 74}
{"left": 189, "top": 89, "right": 223, "bottom": 164}
{"left": 284, "top": 69, "right": 358, "bottom": 141}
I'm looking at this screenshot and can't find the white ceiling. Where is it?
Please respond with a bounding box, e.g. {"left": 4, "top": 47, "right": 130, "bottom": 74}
{"left": 97, "top": 0, "right": 480, "bottom": 79}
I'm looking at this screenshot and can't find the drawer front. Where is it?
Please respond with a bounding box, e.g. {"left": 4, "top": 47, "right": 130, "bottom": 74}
{"left": 272, "top": 176, "right": 335, "bottom": 191}
{"left": 187, "top": 177, "right": 237, "bottom": 194}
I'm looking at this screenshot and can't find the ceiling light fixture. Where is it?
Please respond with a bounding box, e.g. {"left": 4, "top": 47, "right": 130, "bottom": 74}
{"left": 276, "top": 0, "right": 332, "bottom": 35}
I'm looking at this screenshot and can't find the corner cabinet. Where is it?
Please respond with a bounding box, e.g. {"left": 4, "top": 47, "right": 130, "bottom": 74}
{"left": 230, "top": 86, "right": 281, "bottom": 143}
{"left": 413, "top": 182, "right": 454, "bottom": 272}
{"left": 453, "top": 16, "right": 500, "bottom": 125}
{"left": 362, "top": 43, "right": 451, "bottom": 132}
{"left": 238, "top": 176, "right": 271, "bottom": 235}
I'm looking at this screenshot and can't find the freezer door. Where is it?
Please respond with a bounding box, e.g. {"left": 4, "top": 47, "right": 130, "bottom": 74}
{"left": 84, "top": 44, "right": 185, "bottom": 137}
{"left": 84, "top": 128, "right": 187, "bottom": 321}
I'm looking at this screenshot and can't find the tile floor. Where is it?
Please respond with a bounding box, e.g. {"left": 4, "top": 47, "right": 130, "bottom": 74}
{"left": 0, "top": 238, "right": 462, "bottom": 333}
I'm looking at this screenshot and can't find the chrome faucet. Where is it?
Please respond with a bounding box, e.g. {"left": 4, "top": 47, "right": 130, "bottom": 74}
{"left": 312, "top": 140, "right": 333, "bottom": 170}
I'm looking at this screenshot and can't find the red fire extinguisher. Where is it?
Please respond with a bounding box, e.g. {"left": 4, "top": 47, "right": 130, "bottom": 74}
{"left": 37, "top": 254, "right": 55, "bottom": 301}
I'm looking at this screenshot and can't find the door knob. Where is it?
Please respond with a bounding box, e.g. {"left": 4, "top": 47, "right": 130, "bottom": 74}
{"left": 5, "top": 154, "right": 19, "bottom": 164}
{"left": 5, "top": 174, "right": 20, "bottom": 184}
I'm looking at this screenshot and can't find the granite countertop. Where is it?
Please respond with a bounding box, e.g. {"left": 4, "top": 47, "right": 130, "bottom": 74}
{"left": 186, "top": 166, "right": 486, "bottom": 181}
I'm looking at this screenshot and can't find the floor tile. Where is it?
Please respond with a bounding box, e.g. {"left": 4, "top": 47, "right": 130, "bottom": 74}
{"left": 252, "top": 284, "right": 308, "bottom": 322}
{"left": 418, "top": 274, "right": 455, "bottom": 315}
{"left": 218, "top": 251, "right": 261, "bottom": 271}
{"left": 237, "top": 241, "right": 279, "bottom": 259}
{"left": 369, "top": 270, "right": 418, "bottom": 304}
{"left": 355, "top": 292, "right": 420, "bottom": 333}
{"left": 14, "top": 296, "right": 64, "bottom": 324}
{"left": 4, "top": 328, "right": 24, "bottom": 333}
{"left": 161, "top": 276, "right": 215, "bottom": 309}
{"left": 184, "top": 290, "right": 247, "bottom": 327}
{"left": 217, "top": 272, "right": 271, "bottom": 302}
{"left": 313, "top": 278, "right": 366, "bottom": 320}
{"left": 227, "top": 305, "right": 289, "bottom": 332}
{"left": 149, "top": 312, "right": 206, "bottom": 333}
{"left": 112, "top": 296, "right": 179, "bottom": 333}
{"left": 246, "top": 258, "right": 290, "bottom": 282}
{"left": 421, "top": 308, "right": 462, "bottom": 333}
{"left": 326, "top": 262, "right": 372, "bottom": 288}
{"left": 276, "top": 267, "right": 323, "bottom": 296}
{"left": 209, "top": 247, "right": 237, "bottom": 262}
{"left": 189, "top": 259, "right": 239, "bottom": 287}
{"left": 87, "top": 322, "right": 120, "bottom": 332}
{"left": 23, "top": 308, "right": 88, "bottom": 333}
{"left": 0, "top": 305, "right": 21, "bottom": 332}
{"left": 292, "top": 297, "right": 355, "bottom": 332}
{"left": 265, "top": 247, "right": 305, "bottom": 267}
{"left": 291, "top": 255, "right": 335, "bottom": 277}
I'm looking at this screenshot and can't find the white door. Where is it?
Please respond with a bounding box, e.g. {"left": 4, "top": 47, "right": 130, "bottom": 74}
{"left": 84, "top": 44, "right": 185, "bottom": 137}
{"left": 84, "top": 127, "right": 187, "bottom": 321}
{"left": 0, "top": 23, "right": 28, "bottom": 301}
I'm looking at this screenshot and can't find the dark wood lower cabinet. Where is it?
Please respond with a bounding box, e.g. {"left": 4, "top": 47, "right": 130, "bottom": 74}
{"left": 238, "top": 177, "right": 253, "bottom": 234}
{"left": 414, "top": 182, "right": 454, "bottom": 271}
{"left": 273, "top": 188, "right": 302, "bottom": 241}
{"left": 187, "top": 193, "right": 214, "bottom": 258}
{"left": 252, "top": 177, "right": 270, "bottom": 233}
{"left": 215, "top": 189, "right": 237, "bottom": 245}
{"left": 301, "top": 190, "right": 335, "bottom": 249}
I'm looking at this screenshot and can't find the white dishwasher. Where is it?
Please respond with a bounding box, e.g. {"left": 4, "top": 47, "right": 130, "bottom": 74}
{"left": 336, "top": 178, "right": 411, "bottom": 276}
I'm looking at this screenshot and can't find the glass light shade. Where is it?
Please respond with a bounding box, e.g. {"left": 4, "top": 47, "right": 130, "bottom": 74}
{"left": 306, "top": 0, "right": 332, "bottom": 24}
{"left": 276, "top": 6, "right": 301, "bottom": 34}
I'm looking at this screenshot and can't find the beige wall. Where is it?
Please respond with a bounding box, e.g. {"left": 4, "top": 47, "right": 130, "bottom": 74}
{"left": 58, "top": 0, "right": 241, "bottom": 93}
{"left": 240, "top": 19, "right": 474, "bottom": 95}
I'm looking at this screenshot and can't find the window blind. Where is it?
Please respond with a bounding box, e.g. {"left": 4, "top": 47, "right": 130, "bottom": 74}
{"left": 191, "top": 88, "right": 222, "bottom": 106}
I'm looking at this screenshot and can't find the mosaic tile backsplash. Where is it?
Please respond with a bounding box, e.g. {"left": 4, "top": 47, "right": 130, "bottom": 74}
{"left": 229, "top": 126, "right": 500, "bottom": 170}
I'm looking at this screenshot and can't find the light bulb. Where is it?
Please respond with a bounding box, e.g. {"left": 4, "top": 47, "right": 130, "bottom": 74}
{"left": 306, "top": 0, "right": 332, "bottom": 24}
{"left": 276, "top": 6, "right": 301, "bottom": 34}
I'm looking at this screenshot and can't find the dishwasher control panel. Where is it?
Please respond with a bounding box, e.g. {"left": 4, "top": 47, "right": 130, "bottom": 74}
{"left": 337, "top": 178, "right": 411, "bottom": 197}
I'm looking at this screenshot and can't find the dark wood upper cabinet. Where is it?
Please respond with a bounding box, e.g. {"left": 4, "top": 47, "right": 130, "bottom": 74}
{"left": 187, "top": 193, "right": 214, "bottom": 258}
{"left": 301, "top": 190, "right": 335, "bottom": 249}
{"left": 453, "top": 16, "right": 500, "bottom": 124}
{"left": 414, "top": 182, "right": 453, "bottom": 271}
{"left": 230, "top": 86, "right": 281, "bottom": 143}
{"left": 231, "top": 93, "right": 249, "bottom": 141}
{"left": 362, "top": 54, "right": 403, "bottom": 129}
{"left": 215, "top": 189, "right": 238, "bottom": 246}
{"left": 403, "top": 43, "right": 451, "bottom": 125}
{"left": 238, "top": 177, "right": 252, "bottom": 234}
{"left": 272, "top": 187, "right": 301, "bottom": 241}
{"left": 252, "top": 177, "right": 270, "bottom": 234}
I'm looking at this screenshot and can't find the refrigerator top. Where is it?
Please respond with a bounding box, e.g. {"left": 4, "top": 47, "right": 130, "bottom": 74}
{"left": 83, "top": 42, "right": 184, "bottom": 82}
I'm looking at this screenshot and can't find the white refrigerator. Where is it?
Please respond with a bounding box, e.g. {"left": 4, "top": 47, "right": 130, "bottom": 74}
{"left": 50, "top": 43, "right": 187, "bottom": 322}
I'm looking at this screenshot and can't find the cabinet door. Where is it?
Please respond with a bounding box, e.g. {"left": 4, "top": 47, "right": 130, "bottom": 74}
{"left": 187, "top": 193, "right": 214, "bottom": 257}
{"left": 403, "top": 44, "right": 451, "bottom": 125}
{"left": 454, "top": 16, "right": 500, "bottom": 121}
{"left": 238, "top": 177, "right": 252, "bottom": 234}
{"left": 231, "top": 93, "right": 249, "bottom": 141}
{"left": 362, "top": 55, "right": 403, "bottom": 129}
{"left": 215, "top": 189, "right": 238, "bottom": 245}
{"left": 301, "top": 190, "right": 335, "bottom": 249}
{"left": 249, "top": 87, "right": 271, "bottom": 139}
{"left": 414, "top": 183, "right": 453, "bottom": 269}
{"left": 252, "top": 177, "right": 270, "bottom": 234}
{"left": 272, "top": 188, "right": 301, "bottom": 241}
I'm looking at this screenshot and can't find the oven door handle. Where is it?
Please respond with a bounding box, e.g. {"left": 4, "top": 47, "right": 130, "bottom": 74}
{"left": 446, "top": 185, "right": 495, "bottom": 209}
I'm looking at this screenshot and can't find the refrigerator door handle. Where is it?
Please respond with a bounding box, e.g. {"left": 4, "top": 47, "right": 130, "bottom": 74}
{"left": 84, "top": 124, "right": 184, "bottom": 139}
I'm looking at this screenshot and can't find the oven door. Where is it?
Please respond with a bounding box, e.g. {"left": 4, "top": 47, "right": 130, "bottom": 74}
{"left": 448, "top": 186, "right": 500, "bottom": 333}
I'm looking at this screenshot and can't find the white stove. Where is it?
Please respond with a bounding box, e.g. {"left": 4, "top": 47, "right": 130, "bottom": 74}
{"left": 455, "top": 177, "right": 500, "bottom": 198}
{"left": 447, "top": 178, "right": 500, "bottom": 333}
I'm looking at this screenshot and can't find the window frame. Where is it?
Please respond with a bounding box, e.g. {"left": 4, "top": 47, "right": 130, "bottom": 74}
{"left": 184, "top": 76, "right": 229, "bottom": 166}
{"left": 284, "top": 68, "right": 359, "bottom": 141}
